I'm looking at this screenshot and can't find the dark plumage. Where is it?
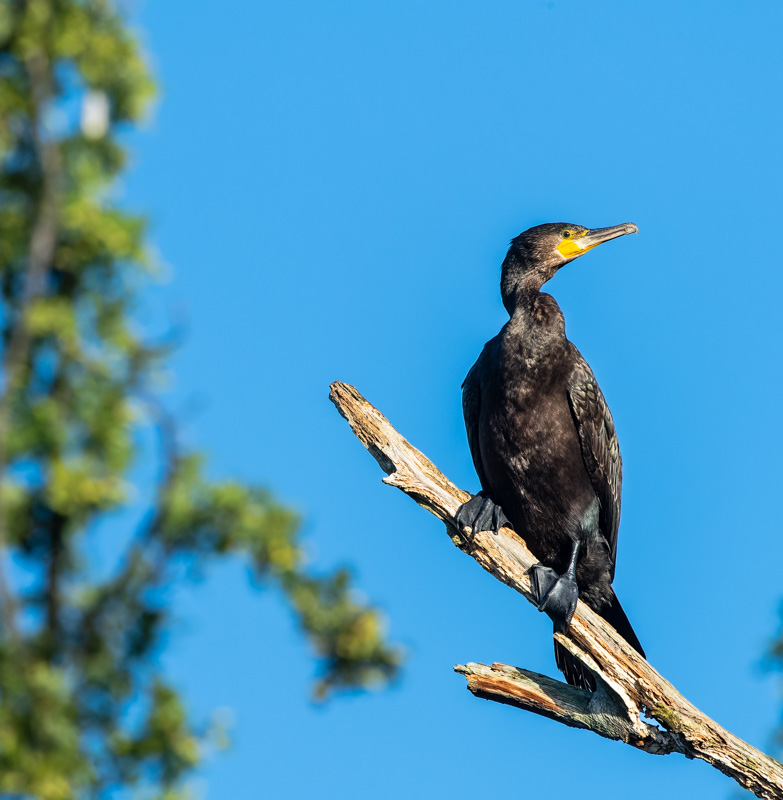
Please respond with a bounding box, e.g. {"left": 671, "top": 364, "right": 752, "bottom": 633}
{"left": 456, "top": 222, "right": 644, "bottom": 691}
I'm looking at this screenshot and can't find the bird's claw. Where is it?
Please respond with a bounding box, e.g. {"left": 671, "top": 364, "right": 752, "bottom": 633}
{"left": 455, "top": 492, "right": 511, "bottom": 540}
{"left": 528, "top": 563, "right": 579, "bottom": 634}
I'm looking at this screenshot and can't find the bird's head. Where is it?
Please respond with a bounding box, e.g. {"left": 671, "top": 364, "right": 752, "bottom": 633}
{"left": 501, "top": 221, "right": 638, "bottom": 312}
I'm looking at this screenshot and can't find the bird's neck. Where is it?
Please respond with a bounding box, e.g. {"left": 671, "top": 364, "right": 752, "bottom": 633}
{"left": 500, "top": 250, "right": 557, "bottom": 315}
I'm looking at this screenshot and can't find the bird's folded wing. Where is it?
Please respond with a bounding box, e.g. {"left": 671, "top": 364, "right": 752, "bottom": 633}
{"left": 462, "top": 357, "right": 489, "bottom": 493}
{"left": 566, "top": 355, "right": 623, "bottom": 574}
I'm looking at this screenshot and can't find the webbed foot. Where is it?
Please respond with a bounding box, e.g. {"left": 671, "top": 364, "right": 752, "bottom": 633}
{"left": 528, "top": 564, "right": 579, "bottom": 634}
{"left": 455, "top": 492, "right": 511, "bottom": 538}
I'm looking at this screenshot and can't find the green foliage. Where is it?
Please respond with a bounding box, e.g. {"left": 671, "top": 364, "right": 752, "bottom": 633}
{"left": 0, "top": 1, "right": 401, "bottom": 796}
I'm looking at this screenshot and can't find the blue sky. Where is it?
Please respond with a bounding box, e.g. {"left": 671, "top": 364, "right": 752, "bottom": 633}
{"left": 123, "top": 2, "right": 783, "bottom": 797}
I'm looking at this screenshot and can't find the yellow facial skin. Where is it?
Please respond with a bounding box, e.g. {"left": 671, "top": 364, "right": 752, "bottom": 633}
{"left": 555, "top": 223, "right": 638, "bottom": 260}
{"left": 556, "top": 231, "right": 595, "bottom": 259}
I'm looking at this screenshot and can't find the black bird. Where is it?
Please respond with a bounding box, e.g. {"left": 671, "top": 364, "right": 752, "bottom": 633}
{"left": 455, "top": 222, "right": 644, "bottom": 691}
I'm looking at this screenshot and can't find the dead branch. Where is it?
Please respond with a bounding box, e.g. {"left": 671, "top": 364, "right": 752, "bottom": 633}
{"left": 329, "top": 380, "right": 783, "bottom": 800}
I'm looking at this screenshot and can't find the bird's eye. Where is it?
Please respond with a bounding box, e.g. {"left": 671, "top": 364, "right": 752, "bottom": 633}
{"left": 562, "top": 230, "right": 571, "bottom": 239}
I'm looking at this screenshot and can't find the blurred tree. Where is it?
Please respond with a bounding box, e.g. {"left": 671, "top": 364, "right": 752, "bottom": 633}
{"left": 0, "top": 1, "right": 400, "bottom": 797}
{"left": 772, "top": 617, "right": 783, "bottom": 760}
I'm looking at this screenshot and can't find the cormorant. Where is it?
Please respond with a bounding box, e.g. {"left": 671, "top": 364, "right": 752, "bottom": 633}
{"left": 456, "top": 222, "right": 644, "bottom": 691}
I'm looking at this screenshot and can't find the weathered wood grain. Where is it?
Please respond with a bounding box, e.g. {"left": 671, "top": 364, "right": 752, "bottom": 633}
{"left": 329, "top": 380, "right": 783, "bottom": 800}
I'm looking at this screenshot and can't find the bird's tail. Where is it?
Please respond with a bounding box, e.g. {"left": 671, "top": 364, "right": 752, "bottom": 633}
{"left": 554, "top": 592, "right": 644, "bottom": 692}
{"left": 554, "top": 639, "right": 597, "bottom": 691}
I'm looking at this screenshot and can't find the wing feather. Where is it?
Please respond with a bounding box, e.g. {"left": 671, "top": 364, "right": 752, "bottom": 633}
{"left": 567, "top": 355, "right": 623, "bottom": 574}
{"left": 462, "top": 357, "right": 489, "bottom": 492}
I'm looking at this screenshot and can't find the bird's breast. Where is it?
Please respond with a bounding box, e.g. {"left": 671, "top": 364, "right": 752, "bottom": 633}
{"left": 477, "top": 326, "right": 595, "bottom": 549}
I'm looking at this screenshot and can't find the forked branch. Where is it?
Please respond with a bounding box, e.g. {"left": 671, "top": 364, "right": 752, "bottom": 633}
{"left": 329, "top": 380, "right": 783, "bottom": 800}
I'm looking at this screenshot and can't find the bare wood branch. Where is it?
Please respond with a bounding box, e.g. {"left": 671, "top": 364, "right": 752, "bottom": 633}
{"left": 329, "top": 380, "right": 783, "bottom": 800}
